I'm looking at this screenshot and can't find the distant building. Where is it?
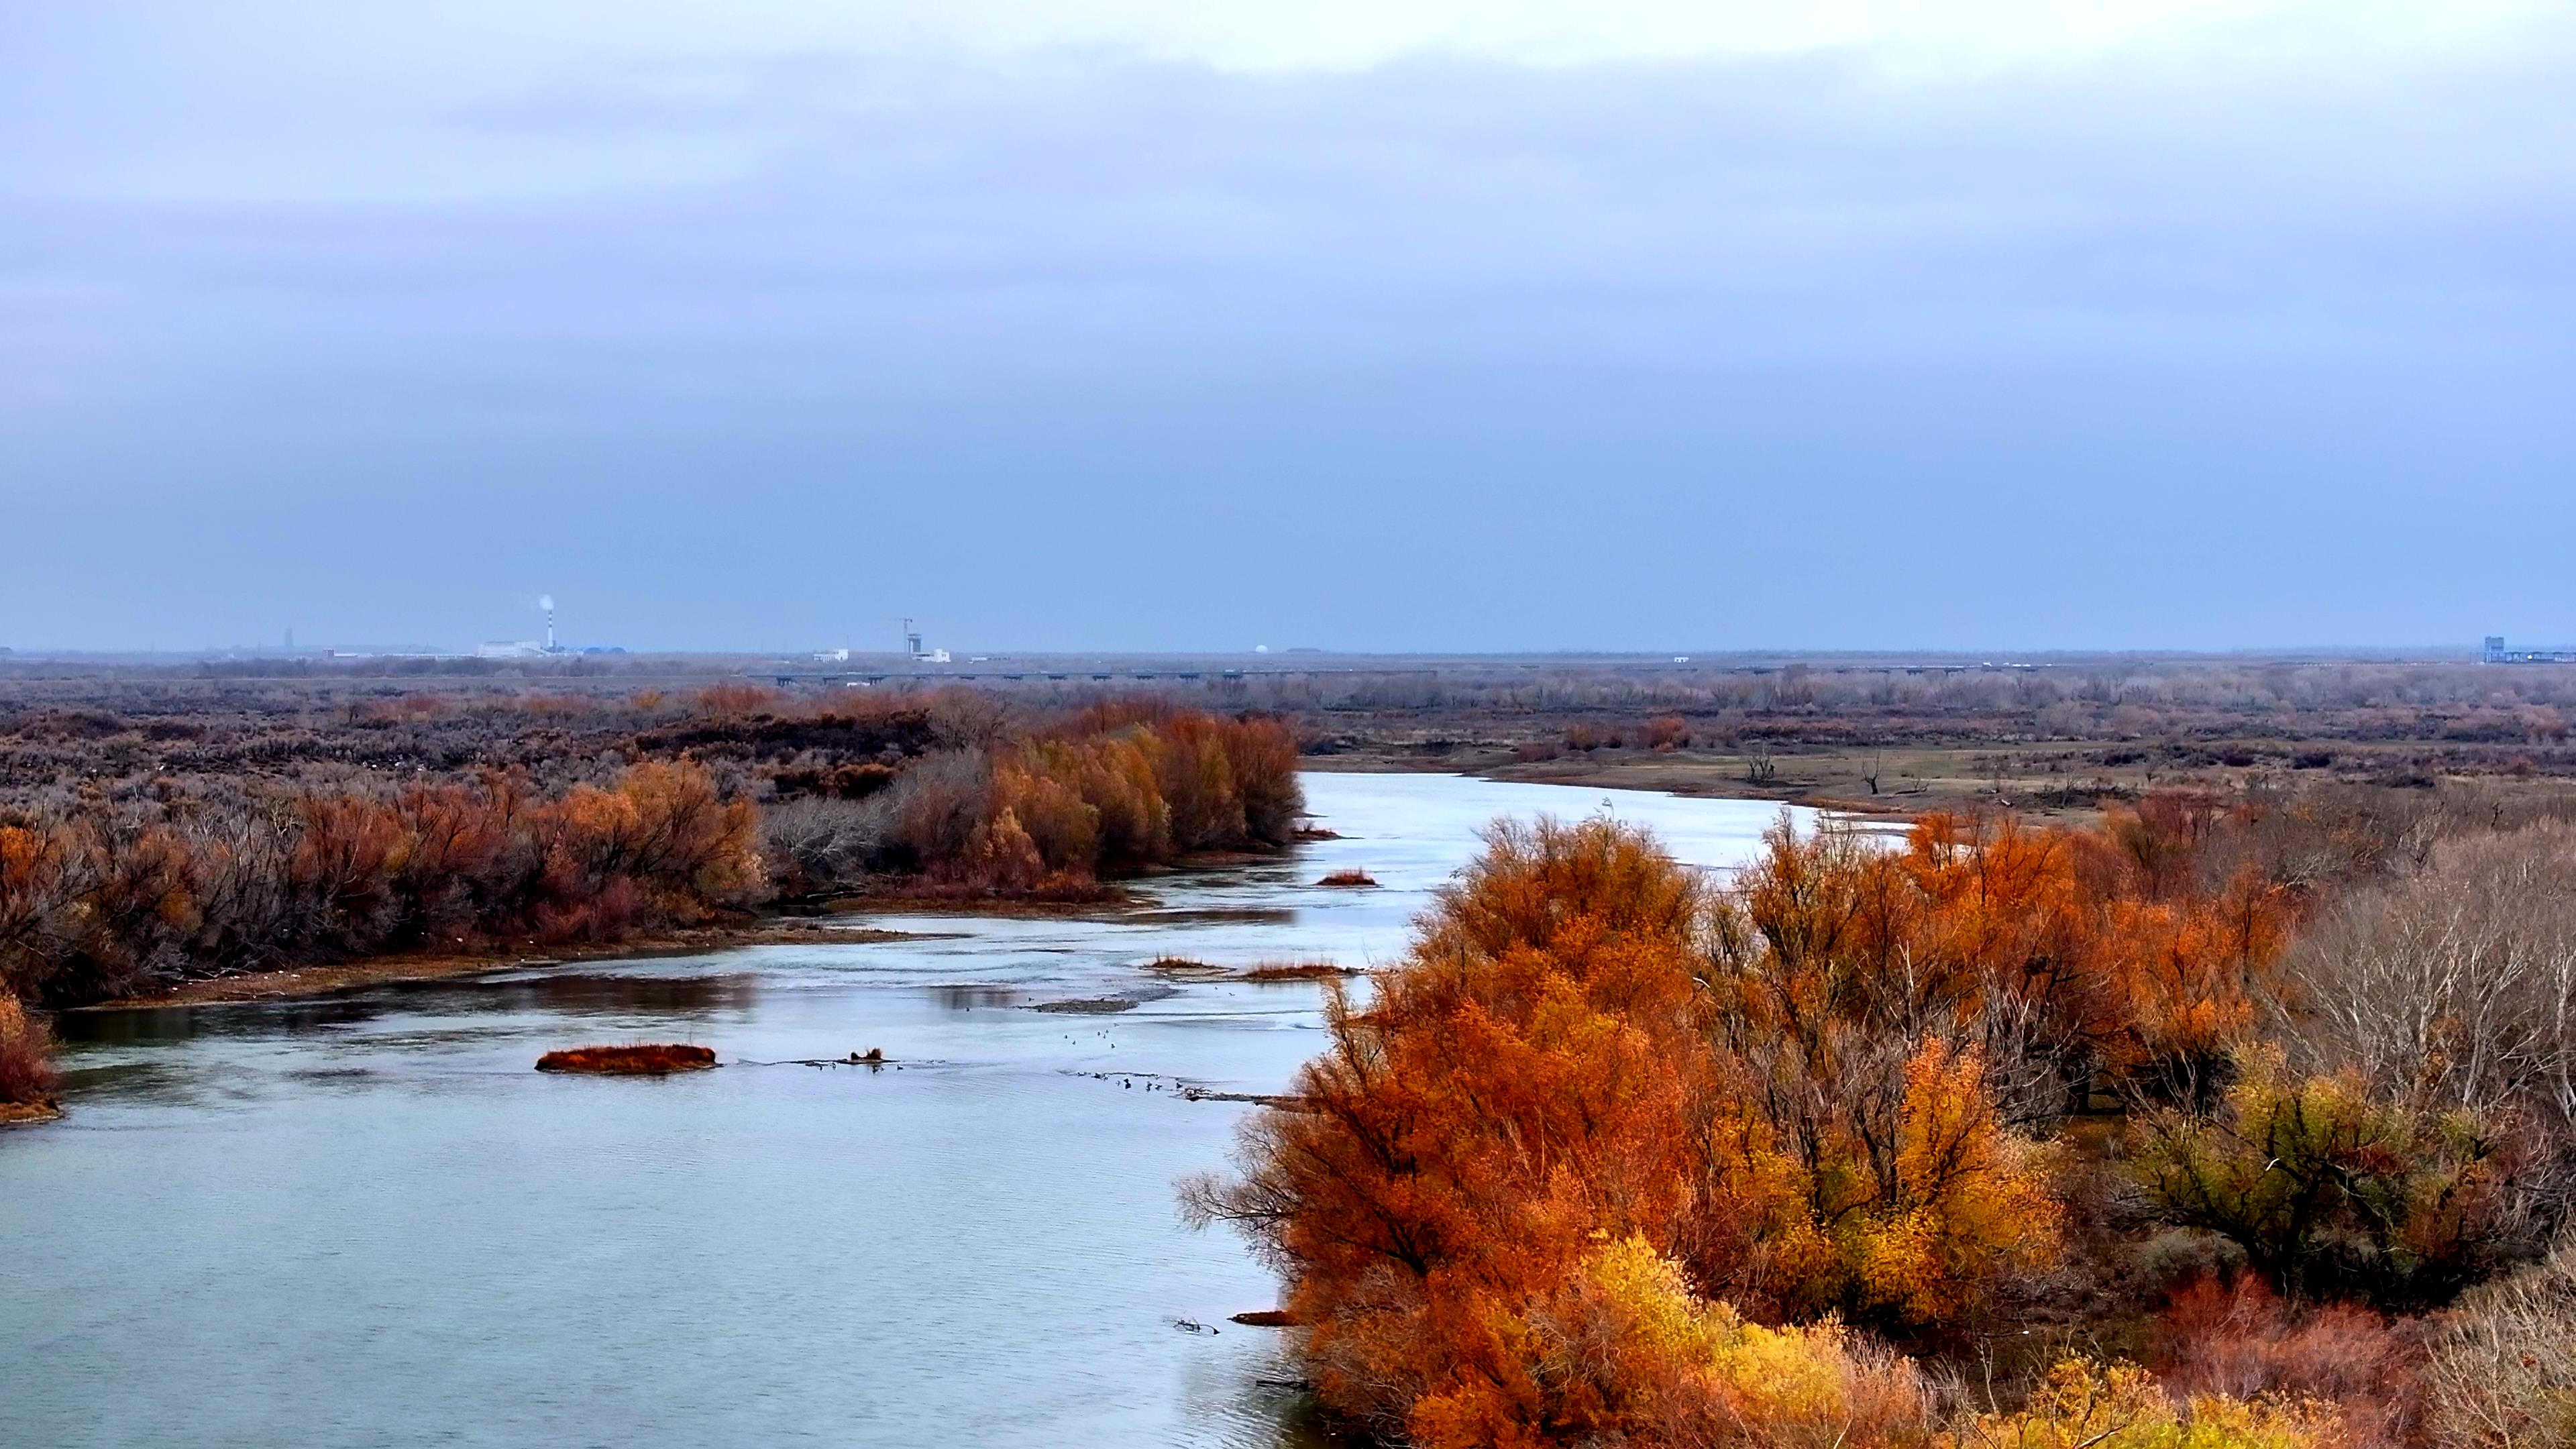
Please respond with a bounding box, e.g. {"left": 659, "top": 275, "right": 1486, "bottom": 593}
{"left": 477, "top": 641, "right": 547, "bottom": 659}
{"left": 2483, "top": 635, "right": 2576, "bottom": 664}
{"left": 812, "top": 648, "right": 851, "bottom": 663}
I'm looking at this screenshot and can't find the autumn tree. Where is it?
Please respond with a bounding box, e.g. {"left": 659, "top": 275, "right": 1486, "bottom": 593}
{"left": 2132, "top": 1046, "right": 2516, "bottom": 1308}
{"left": 1190, "top": 818, "right": 1710, "bottom": 1442}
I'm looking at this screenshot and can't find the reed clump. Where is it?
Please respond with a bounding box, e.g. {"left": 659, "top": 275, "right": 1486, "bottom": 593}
{"left": 534, "top": 1043, "right": 718, "bottom": 1075}
{"left": 1238, "top": 961, "right": 1358, "bottom": 981}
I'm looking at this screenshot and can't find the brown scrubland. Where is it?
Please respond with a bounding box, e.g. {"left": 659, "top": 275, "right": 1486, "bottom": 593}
{"left": 1188, "top": 795, "right": 2576, "bottom": 1448}
{"left": 1269, "top": 655, "right": 2576, "bottom": 825}
{"left": 0, "top": 683, "right": 1301, "bottom": 1109}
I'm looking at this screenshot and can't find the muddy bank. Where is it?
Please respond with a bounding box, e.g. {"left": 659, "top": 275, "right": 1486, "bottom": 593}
{"left": 80, "top": 920, "right": 918, "bottom": 1011}
{"left": 811, "top": 889, "right": 1148, "bottom": 920}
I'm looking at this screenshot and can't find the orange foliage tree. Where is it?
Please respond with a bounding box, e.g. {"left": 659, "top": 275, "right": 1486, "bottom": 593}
{"left": 1189, "top": 818, "right": 1713, "bottom": 1442}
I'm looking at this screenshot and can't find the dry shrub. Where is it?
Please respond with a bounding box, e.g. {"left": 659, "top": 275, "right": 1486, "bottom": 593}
{"left": 2424, "top": 1238, "right": 2576, "bottom": 1448}
{"left": 1640, "top": 714, "right": 1693, "bottom": 751}
{"left": 1416, "top": 1234, "right": 1939, "bottom": 1449}
{"left": 690, "top": 682, "right": 777, "bottom": 716}
{"left": 3, "top": 759, "right": 765, "bottom": 1006}
{"left": 1315, "top": 869, "right": 1377, "bottom": 888}
{"left": 2280, "top": 820, "right": 2576, "bottom": 1226}
{"left": 2153, "top": 1273, "right": 2421, "bottom": 1447}
{"left": 0, "top": 991, "right": 59, "bottom": 1106}
{"left": 1950, "top": 1358, "right": 2343, "bottom": 1449}
{"left": 2131, "top": 1046, "right": 2515, "bottom": 1309}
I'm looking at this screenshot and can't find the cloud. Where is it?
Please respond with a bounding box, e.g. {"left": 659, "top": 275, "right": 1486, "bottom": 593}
{"left": 0, "top": 3, "right": 2571, "bottom": 648}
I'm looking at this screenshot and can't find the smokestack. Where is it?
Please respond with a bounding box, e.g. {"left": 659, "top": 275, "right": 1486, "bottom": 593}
{"left": 539, "top": 594, "right": 556, "bottom": 652}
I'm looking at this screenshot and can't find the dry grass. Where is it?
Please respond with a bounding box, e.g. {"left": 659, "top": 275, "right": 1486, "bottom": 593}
{"left": 1314, "top": 869, "right": 1378, "bottom": 888}
{"left": 533, "top": 1043, "right": 717, "bottom": 1075}
{"left": 1238, "top": 960, "right": 1361, "bottom": 982}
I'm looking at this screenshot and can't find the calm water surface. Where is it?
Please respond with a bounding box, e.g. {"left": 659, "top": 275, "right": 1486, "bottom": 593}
{"left": 1, "top": 773, "right": 1811, "bottom": 1448}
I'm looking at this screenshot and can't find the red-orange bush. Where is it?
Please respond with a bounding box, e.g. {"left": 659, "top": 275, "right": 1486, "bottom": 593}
{"left": 919, "top": 710, "right": 1300, "bottom": 894}
{"left": 0, "top": 990, "right": 58, "bottom": 1107}
{"left": 2153, "top": 1273, "right": 2422, "bottom": 1448}
{"left": 1191, "top": 818, "right": 1710, "bottom": 1441}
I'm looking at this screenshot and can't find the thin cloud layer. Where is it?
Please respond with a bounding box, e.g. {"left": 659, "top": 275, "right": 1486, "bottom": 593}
{"left": 1, "top": 4, "right": 2571, "bottom": 650}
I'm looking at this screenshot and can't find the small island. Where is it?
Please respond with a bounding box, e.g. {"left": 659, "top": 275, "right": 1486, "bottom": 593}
{"left": 535, "top": 1044, "right": 718, "bottom": 1075}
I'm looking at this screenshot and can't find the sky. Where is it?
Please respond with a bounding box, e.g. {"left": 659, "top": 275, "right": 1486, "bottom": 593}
{"left": 3, "top": 1, "right": 2571, "bottom": 654}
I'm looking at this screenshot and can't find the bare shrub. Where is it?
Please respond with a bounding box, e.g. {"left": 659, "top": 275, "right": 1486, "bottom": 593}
{"left": 759, "top": 795, "right": 892, "bottom": 895}
{"left": 2424, "top": 1237, "right": 2576, "bottom": 1448}
{"left": 2281, "top": 820, "right": 2576, "bottom": 1226}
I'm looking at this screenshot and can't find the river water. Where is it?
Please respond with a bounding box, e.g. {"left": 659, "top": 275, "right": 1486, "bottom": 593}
{"left": 2, "top": 773, "right": 1809, "bottom": 1448}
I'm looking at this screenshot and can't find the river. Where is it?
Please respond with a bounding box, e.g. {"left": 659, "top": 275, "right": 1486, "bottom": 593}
{"left": 1, "top": 772, "right": 1812, "bottom": 1448}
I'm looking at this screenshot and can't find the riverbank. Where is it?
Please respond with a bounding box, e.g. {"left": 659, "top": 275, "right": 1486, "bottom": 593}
{"left": 75, "top": 870, "right": 1241, "bottom": 1013}
{"left": 79, "top": 919, "right": 921, "bottom": 1011}
{"left": 1304, "top": 741, "right": 2193, "bottom": 826}
{"left": 1303, "top": 748, "right": 1932, "bottom": 824}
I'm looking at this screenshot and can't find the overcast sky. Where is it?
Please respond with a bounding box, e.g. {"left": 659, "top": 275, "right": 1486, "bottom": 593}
{"left": 3, "top": 2, "right": 2571, "bottom": 653}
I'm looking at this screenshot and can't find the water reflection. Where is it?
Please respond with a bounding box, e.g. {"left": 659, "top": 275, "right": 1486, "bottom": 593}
{"left": 387, "top": 969, "right": 761, "bottom": 1017}
{"left": 55, "top": 972, "right": 760, "bottom": 1045}
{"left": 927, "top": 983, "right": 1024, "bottom": 1010}
{"left": 56, "top": 996, "right": 382, "bottom": 1044}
